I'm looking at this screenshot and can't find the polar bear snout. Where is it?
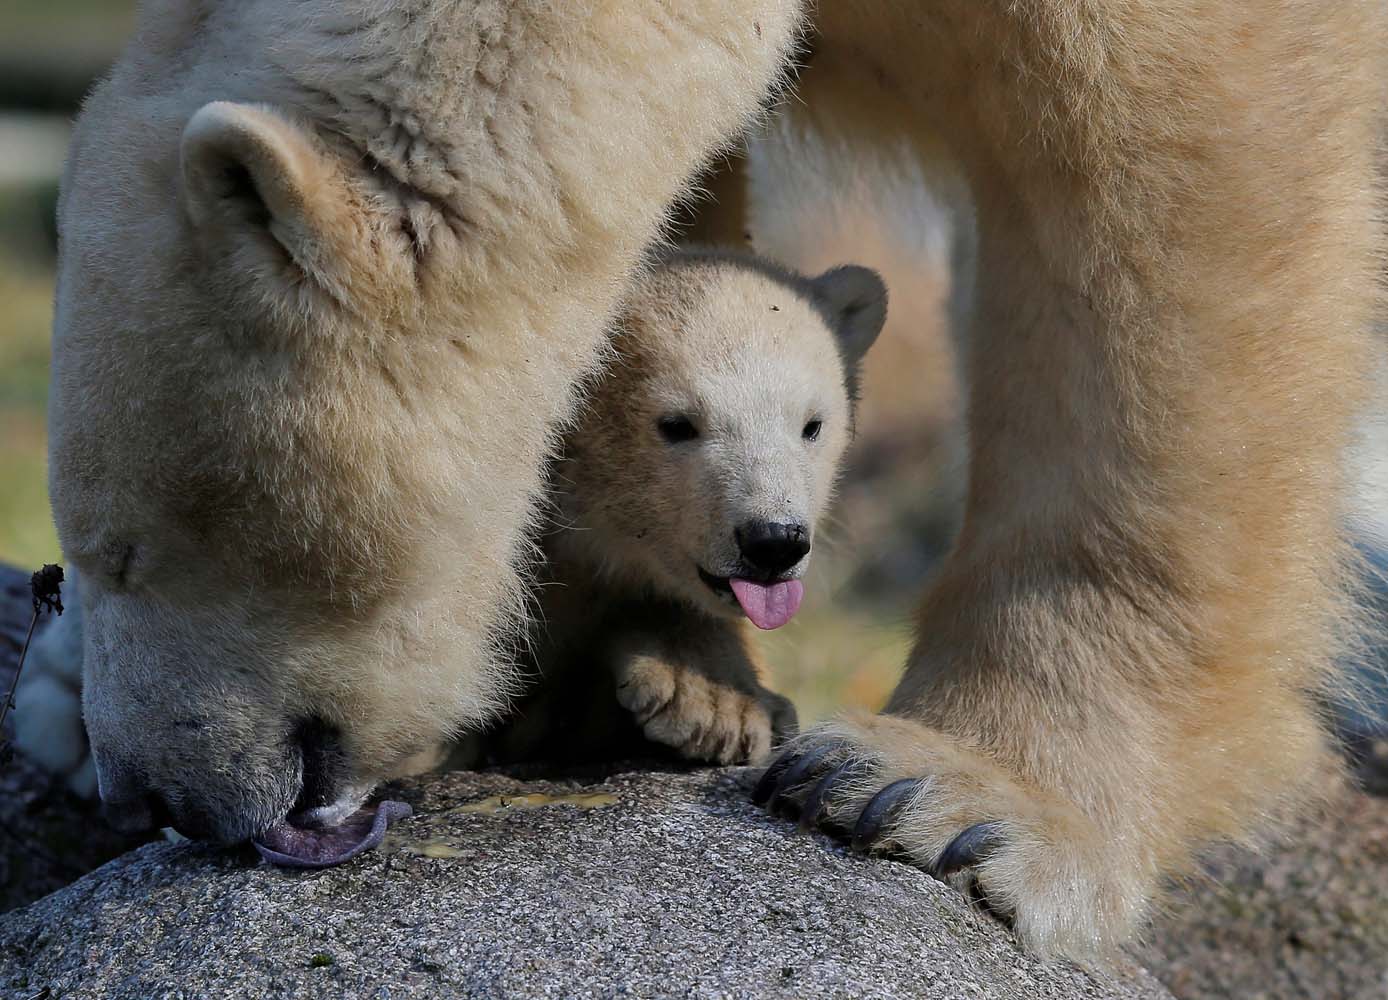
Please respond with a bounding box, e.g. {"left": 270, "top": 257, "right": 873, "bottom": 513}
{"left": 89, "top": 732, "right": 306, "bottom": 844}
{"left": 73, "top": 568, "right": 501, "bottom": 846}
{"left": 93, "top": 750, "right": 231, "bottom": 840}
{"left": 89, "top": 715, "right": 363, "bottom": 845}
{"left": 80, "top": 599, "right": 314, "bottom": 844}
{"left": 97, "top": 775, "right": 169, "bottom": 835}
{"left": 734, "top": 520, "right": 811, "bottom": 577}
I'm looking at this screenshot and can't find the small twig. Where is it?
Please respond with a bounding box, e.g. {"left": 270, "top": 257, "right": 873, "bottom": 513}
{"left": 0, "top": 611, "right": 40, "bottom": 736}
{"left": 0, "top": 565, "right": 63, "bottom": 762}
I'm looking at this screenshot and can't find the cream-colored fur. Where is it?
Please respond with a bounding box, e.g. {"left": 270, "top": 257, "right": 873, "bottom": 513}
{"left": 33, "top": 0, "right": 802, "bottom": 842}
{"left": 476, "top": 250, "right": 884, "bottom": 766}
{"left": 741, "top": 43, "right": 974, "bottom": 587}
{"left": 733, "top": 0, "right": 1387, "bottom": 960}
{"left": 22, "top": 0, "right": 1384, "bottom": 964}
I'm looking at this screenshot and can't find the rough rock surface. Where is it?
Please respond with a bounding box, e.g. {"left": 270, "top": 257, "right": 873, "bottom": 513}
{"left": 1, "top": 767, "right": 1171, "bottom": 1000}
{"left": 1135, "top": 778, "right": 1388, "bottom": 1000}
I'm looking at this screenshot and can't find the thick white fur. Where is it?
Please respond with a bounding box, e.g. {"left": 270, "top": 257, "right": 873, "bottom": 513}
{"left": 551, "top": 256, "right": 865, "bottom": 614}
{"left": 734, "top": 0, "right": 1386, "bottom": 960}
{"left": 34, "top": 0, "right": 802, "bottom": 842}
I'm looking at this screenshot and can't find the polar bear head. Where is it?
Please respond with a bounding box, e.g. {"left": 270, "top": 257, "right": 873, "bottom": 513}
{"left": 46, "top": 0, "right": 801, "bottom": 845}
{"left": 552, "top": 251, "right": 886, "bottom": 629}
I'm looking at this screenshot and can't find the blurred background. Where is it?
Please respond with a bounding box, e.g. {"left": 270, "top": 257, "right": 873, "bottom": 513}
{"left": 1, "top": 2, "right": 138, "bottom": 570}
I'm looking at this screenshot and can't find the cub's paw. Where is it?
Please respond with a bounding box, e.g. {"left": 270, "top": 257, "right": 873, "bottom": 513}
{"left": 13, "top": 598, "right": 96, "bottom": 798}
{"left": 754, "top": 711, "right": 1148, "bottom": 958}
{"left": 615, "top": 654, "right": 797, "bottom": 765}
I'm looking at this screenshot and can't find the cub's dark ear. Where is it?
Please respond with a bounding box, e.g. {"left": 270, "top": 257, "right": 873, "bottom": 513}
{"left": 813, "top": 265, "right": 888, "bottom": 367}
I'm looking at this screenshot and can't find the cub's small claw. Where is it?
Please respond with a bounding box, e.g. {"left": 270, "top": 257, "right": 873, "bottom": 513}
{"left": 797, "top": 759, "right": 869, "bottom": 833}
{"left": 935, "top": 821, "right": 1005, "bottom": 876}
{"left": 850, "top": 777, "right": 927, "bottom": 854}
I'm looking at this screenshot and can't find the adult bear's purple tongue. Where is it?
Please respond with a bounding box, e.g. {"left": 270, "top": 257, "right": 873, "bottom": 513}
{"left": 252, "top": 800, "right": 412, "bottom": 868}
{"left": 730, "top": 578, "right": 805, "bottom": 630}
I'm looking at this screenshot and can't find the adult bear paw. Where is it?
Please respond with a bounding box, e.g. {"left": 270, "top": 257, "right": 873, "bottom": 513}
{"left": 754, "top": 711, "right": 1149, "bottom": 958}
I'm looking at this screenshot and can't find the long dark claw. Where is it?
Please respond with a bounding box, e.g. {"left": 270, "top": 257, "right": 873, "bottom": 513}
{"left": 850, "top": 777, "right": 927, "bottom": 853}
{"left": 751, "top": 748, "right": 799, "bottom": 806}
{"left": 934, "top": 821, "right": 1005, "bottom": 876}
{"left": 797, "top": 759, "right": 870, "bottom": 833}
{"left": 964, "top": 874, "right": 1015, "bottom": 927}
{"left": 768, "top": 741, "right": 842, "bottom": 814}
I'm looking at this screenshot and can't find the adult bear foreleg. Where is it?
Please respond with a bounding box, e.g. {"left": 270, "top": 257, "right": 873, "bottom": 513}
{"left": 760, "top": 0, "right": 1384, "bottom": 957}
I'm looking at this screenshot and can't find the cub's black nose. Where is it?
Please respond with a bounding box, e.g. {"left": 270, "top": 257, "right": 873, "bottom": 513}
{"left": 736, "top": 520, "right": 811, "bottom": 576}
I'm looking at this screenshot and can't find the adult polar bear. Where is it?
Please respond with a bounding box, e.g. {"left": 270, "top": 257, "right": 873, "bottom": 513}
{"left": 41, "top": 0, "right": 1383, "bottom": 961}
{"left": 47, "top": 2, "right": 801, "bottom": 838}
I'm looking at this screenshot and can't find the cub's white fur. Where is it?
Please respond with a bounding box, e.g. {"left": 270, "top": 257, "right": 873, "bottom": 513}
{"left": 481, "top": 251, "right": 885, "bottom": 765}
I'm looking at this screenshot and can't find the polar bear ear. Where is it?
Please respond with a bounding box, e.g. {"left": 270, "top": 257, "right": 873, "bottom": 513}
{"left": 812, "top": 265, "right": 888, "bottom": 367}
{"left": 180, "top": 102, "right": 355, "bottom": 294}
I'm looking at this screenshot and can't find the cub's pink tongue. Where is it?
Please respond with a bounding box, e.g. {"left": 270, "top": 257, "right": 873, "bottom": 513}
{"left": 730, "top": 578, "right": 805, "bottom": 630}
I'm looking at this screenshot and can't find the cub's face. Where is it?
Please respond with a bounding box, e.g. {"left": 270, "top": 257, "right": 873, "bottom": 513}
{"left": 556, "top": 255, "right": 886, "bottom": 630}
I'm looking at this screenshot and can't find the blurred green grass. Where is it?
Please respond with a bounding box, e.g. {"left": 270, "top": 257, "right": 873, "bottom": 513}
{"left": 756, "top": 602, "right": 910, "bottom": 726}
{"left": 1, "top": 3, "right": 136, "bottom": 113}
{"left": 7, "top": 0, "right": 134, "bottom": 30}
{"left": 0, "top": 2, "right": 131, "bottom": 567}
{"left": 0, "top": 248, "right": 60, "bottom": 571}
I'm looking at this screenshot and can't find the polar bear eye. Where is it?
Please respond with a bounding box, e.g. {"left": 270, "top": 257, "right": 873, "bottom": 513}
{"left": 658, "top": 415, "right": 699, "bottom": 444}
{"left": 803, "top": 419, "right": 823, "bottom": 442}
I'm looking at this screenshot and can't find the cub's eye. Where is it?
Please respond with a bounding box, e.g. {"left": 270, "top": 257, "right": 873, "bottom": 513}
{"left": 802, "top": 419, "right": 823, "bottom": 442}
{"left": 658, "top": 416, "right": 699, "bottom": 443}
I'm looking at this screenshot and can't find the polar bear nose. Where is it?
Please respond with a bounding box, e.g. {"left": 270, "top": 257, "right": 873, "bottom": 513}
{"left": 99, "top": 788, "right": 167, "bottom": 834}
{"left": 736, "top": 520, "right": 811, "bottom": 576}
{"left": 100, "top": 783, "right": 211, "bottom": 837}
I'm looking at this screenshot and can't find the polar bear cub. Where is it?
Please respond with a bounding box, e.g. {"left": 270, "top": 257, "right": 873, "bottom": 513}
{"left": 477, "top": 249, "right": 888, "bottom": 766}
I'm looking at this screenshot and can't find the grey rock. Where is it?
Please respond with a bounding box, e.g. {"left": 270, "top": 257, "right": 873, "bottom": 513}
{"left": 1, "top": 767, "right": 1171, "bottom": 1000}
{"left": 1134, "top": 775, "right": 1388, "bottom": 1000}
